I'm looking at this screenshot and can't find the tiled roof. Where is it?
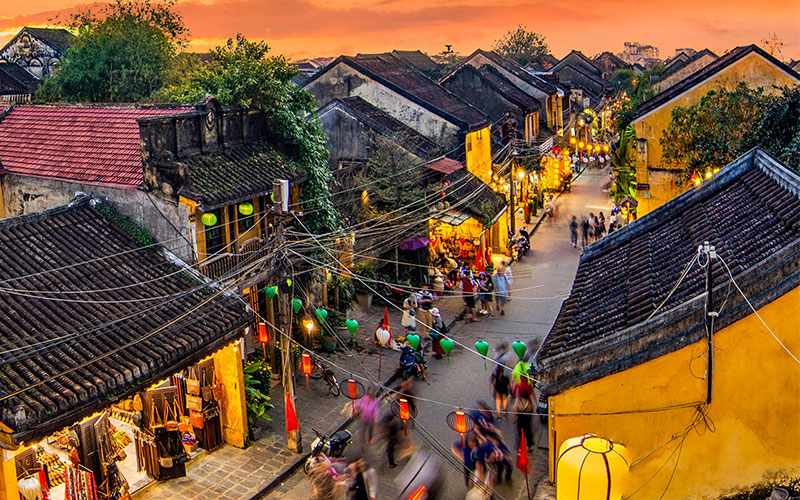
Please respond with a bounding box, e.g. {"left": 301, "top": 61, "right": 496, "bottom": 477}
{"left": 392, "top": 50, "right": 440, "bottom": 71}
{"left": 537, "top": 149, "right": 800, "bottom": 389}
{"left": 553, "top": 50, "right": 602, "bottom": 76}
{"left": 656, "top": 48, "right": 718, "bottom": 82}
{"left": 180, "top": 142, "right": 306, "bottom": 209}
{"left": 592, "top": 52, "right": 629, "bottom": 69}
{"left": 0, "top": 104, "right": 192, "bottom": 188}
{"left": 323, "top": 96, "right": 443, "bottom": 160}
{"left": 344, "top": 53, "right": 489, "bottom": 130}
{"left": 444, "top": 167, "right": 507, "bottom": 224}
{"left": 21, "top": 27, "right": 76, "bottom": 52}
{"left": 0, "top": 197, "right": 249, "bottom": 440}
{"left": 633, "top": 45, "right": 800, "bottom": 120}
{"left": 425, "top": 157, "right": 463, "bottom": 174}
{"left": 456, "top": 50, "right": 558, "bottom": 95}
{"left": 476, "top": 65, "right": 540, "bottom": 112}
{"left": 0, "top": 62, "right": 39, "bottom": 95}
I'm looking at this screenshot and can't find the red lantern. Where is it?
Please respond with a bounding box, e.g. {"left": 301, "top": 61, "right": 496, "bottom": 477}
{"left": 301, "top": 353, "right": 312, "bottom": 389}
{"left": 399, "top": 398, "right": 410, "bottom": 435}
{"left": 447, "top": 409, "right": 475, "bottom": 447}
{"left": 347, "top": 379, "right": 358, "bottom": 399}
{"left": 258, "top": 322, "right": 269, "bottom": 343}
{"left": 455, "top": 411, "right": 467, "bottom": 433}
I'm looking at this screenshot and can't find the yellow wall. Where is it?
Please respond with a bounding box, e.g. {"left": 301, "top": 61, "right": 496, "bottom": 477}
{"left": 466, "top": 126, "right": 492, "bottom": 184}
{"left": 548, "top": 285, "right": 800, "bottom": 499}
{"left": 632, "top": 52, "right": 799, "bottom": 216}
{"left": 186, "top": 197, "right": 263, "bottom": 262}
{"left": 0, "top": 450, "right": 16, "bottom": 500}
{"left": 212, "top": 341, "right": 249, "bottom": 448}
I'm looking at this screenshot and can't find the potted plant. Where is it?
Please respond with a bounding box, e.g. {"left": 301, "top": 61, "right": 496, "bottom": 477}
{"left": 243, "top": 359, "right": 273, "bottom": 441}
{"left": 352, "top": 261, "right": 376, "bottom": 308}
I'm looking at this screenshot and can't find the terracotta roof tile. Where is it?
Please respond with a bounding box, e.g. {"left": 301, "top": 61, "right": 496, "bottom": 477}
{"left": 0, "top": 105, "right": 193, "bottom": 188}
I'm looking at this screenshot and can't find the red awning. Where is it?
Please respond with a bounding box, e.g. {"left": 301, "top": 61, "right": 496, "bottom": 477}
{"left": 425, "top": 158, "right": 463, "bottom": 174}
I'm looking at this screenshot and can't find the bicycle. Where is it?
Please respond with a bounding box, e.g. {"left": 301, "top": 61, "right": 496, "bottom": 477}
{"left": 308, "top": 358, "right": 340, "bottom": 396}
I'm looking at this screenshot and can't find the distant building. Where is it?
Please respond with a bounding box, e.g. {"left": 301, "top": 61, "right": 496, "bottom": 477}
{"left": 674, "top": 47, "right": 697, "bottom": 58}
{"left": 549, "top": 50, "right": 611, "bottom": 107}
{"left": 619, "top": 41, "right": 660, "bottom": 66}
{"left": 653, "top": 49, "right": 718, "bottom": 94}
{"left": 592, "top": 51, "right": 631, "bottom": 80}
{"left": 0, "top": 27, "right": 75, "bottom": 79}
{"left": 0, "top": 62, "right": 39, "bottom": 102}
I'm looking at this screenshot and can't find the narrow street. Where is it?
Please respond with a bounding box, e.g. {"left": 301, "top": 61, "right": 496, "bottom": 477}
{"left": 266, "top": 165, "right": 612, "bottom": 500}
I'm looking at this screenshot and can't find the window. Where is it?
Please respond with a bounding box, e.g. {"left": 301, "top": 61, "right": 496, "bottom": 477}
{"left": 237, "top": 200, "right": 256, "bottom": 233}
{"left": 204, "top": 209, "right": 224, "bottom": 255}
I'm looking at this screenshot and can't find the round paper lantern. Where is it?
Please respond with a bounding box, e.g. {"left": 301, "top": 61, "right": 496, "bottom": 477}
{"left": 512, "top": 341, "right": 527, "bottom": 360}
{"left": 557, "top": 435, "right": 629, "bottom": 500}
{"left": 264, "top": 286, "right": 278, "bottom": 299}
{"left": 315, "top": 308, "right": 328, "bottom": 322}
{"left": 440, "top": 338, "right": 454, "bottom": 355}
{"left": 18, "top": 476, "right": 41, "bottom": 500}
{"left": 376, "top": 328, "right": 391, "bottom": 346}
{"left": 286, "top": 278, "right": 293, "bottom": 288}
{"left": 345, "top": 319, "right": 359, "bottom": 335}
{"left": 406, "top": 334, "right": 420, "bottom": 350}
{"left": 238, "top": 202, "right": 254, "bottom": 216}
{"left": 291, "top": 298, "right": 303, "bottom": 313}
{"left": 200, "top": 212, "right": 217, "bottom": 227}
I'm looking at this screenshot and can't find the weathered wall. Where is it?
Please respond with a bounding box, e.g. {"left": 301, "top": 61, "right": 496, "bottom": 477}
{"left": 305, "top": 64, "right": 462, "bottom": 149}
{"left": 0, "top": 174, "right": 194, "bottom": 261}
{"left": 654, "top": 53, "right": 718, "bottom": 94}
{"left": 318, "top": 106, "right": 371, "bottom": 167}
{"left": 632, "top": 52, "right": 799, "bottom": 215}
{"left": 548, "top": 285, "right": 800, "bottom": 499}
{"left": 0, "top": 31, "right": 60, "bottom": 78}
{"left": 212, "top": 341, "right": 248, "bottom": 448}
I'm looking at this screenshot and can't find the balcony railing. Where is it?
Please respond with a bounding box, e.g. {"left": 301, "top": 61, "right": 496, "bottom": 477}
{"left": 197, "top": 236, "right": 276, "bottom": 281}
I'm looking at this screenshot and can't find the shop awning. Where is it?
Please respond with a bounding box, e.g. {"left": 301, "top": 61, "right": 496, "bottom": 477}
{"left": 398, "top": 235, "right": 430, "bottom": 250}
{"left": 431, "top": 209, "right": 471, "bottom": 226}
{"left": 425, "top": 157, "right": 464, "bottom": 174}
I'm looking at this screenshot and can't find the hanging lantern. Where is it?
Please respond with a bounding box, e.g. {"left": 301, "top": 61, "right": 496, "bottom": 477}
{"left": 406, "top": 334, "right": 420, "bottom": 350}
{"left": 440, "top": 338, "right": 454, "bottom": 362}
{"left": 375, "top": 328, "right": 391, "bottom": 347}
{"left": 339, "top": 378, "right": 365, "bottom": 416}
{"left": 557, "top": 435, "right": 629, "bottom": 500}
{"left": 399, "top": 398, "right": 410, "bottom": 435}
{"left": 315, "top": 308, "right": 328, "bottom": 322}
{"left": 446, "top": 409, "right": 475, "bottom": 446}
{"left": 200, "top": 212, "right": 217, "bottom": 226}
{"left": 475, "top": 340, "right": 489, "bottom": 370}
{"left": 301, "top": 353, "right": 313, "bottom": 389}
{"left": 18, "top": 476, "right": 41, "bottom": 500}
{"left": 264, "top": 286, "right": 278, "bottom": 299}
{"left": 512, "top": 341, "right": 527, "bottom": 360}
{"left": 345, "top": 319, "right": 359, "bottom": 335}
{"left": 348, "top": 379, "right": 358, "bottom": 399}
{"left": 258, "top": 322, "right": 270, "bottom": 344}
{"left": 238, "top": 202, "right": 254, "bottom": 216}
{"left": 291, "top": 298, "right": 303, "bottom": 314}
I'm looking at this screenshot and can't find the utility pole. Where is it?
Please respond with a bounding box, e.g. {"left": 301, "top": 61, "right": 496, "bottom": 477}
{"left": 703, "top": 241, "right": 717, "bottom": 405}
{"left": 274, "top": 179, "right": 301, "bottom": 452}
{"left": 510, "top": 150, "right": 517, "bottom": 235}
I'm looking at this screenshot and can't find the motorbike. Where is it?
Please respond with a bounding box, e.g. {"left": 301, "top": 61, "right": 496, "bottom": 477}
{"left": 509, "top": 231, "right": 530, "bottom": 261}
{"left": 396, "top": 344, "right": 427, "bottom": 381}
{"left": 308, "top": 358, "right": 340, "bottom": 396}
{"left": 303, "top": 428, "right": 352, "bottom": 474}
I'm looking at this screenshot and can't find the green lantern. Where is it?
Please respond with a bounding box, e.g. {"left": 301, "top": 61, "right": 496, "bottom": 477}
{"left": 264, "top": 286, "right": 277, "bottom": 299}
{"left": 315, "top": 308, "right": 328, "bottom": 322}
{"left": 406, "top": 334, "right": 420, "bottom": 350}
{"left": 440, "top": 338, "right": 454, "bottom": 356}
{"left": 345, "top": 319, "right": 359, "bottom": 335}
{"left": 512, "top": 341, "right": 527, "bottom": 360}
{"left": 201, "top": 212, "right": 217, "bottom": 226}
{"left": 291, "top": 298, "right": 303, "bottom": 314}
{"left": 475, "top": 340, "right": 489, "bottom": 370}
{"left": 238, "top": 202, "right": 254, "bottom": 216}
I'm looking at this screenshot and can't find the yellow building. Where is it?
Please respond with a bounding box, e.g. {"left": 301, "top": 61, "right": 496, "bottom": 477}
{"left": 536, "top": 149, "right": 800, "bottom": 499}
{"left": 630, "top": 45, "right": 800, "bottom": 216}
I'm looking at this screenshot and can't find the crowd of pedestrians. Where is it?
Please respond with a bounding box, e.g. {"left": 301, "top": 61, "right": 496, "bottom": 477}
{"left": 570, "top": 207, "right": 629, "bottom": 248}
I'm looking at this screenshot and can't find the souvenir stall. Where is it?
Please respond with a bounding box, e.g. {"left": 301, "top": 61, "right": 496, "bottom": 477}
{"left": 429, "top": 210, "right": 484, "bottom": 269}
{"left": 6, "top": 342, "right": 246, "bottom": 500}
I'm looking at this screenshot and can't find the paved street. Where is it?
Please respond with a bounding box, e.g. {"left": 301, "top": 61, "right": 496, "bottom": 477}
{"left": 265, "top": 165, "right": 612, "bottom": 500}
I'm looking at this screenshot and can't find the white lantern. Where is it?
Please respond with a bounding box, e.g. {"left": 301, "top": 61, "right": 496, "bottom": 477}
{"left": 376, "top": 328, "right": 392, "bottom": 347}
{"left": 18, "top": 476, "right": 41, "bottom": 500}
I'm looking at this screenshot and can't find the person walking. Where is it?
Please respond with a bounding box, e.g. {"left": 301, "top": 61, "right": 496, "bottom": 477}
{"left": 597, "top": 212, "right": 607, "bottom": 239}
{"left": 461, "top": 270, "right": 479, "bottom": 323}
{"left": 490, "top": 363, "right": 511, "bottom": 420}
{"left": 588, "top": 213, "right": 596, "bottom": 243}
{"left": 504, "top": 261, "right": 513, "bottom": 301}
{"left": 355, "top": 388, "right": 380, "bottom": 452}
{"left": 451, "top": 432, "right": 480, "bottom": 487}
{"left": 430, "top": 308, "right": 446, "bottom": 359}
{"left": 345, "top": 458, "right": 377, "bottom": 500}
{"left": 570, "top": 216, "right": 579, "bottom": 248}
{"left": 416, "top": 284, "right": 434, "bottom": 339}
{"left": 512, "top": 394, "right": 534, "bottom": 452}
{"left": 311, "top": 462, "right": 341, "bottom": 500}
{"left": 492, "top": 266, "right": 509, "bottom": 316}
{"left": 478, "top": 273, "right": 494, "bottom": 317}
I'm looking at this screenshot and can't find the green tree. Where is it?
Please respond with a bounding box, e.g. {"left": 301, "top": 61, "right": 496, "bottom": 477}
{"left": 37, "top": 0, "right": 187, "bottom": 102}
{"left": 610, "top": 68, "right": 656, "bottom": 131}
{"left": 660, "top": 83, "right": 764, "bottom": 179}
{"left": 159, "top": 35, "right": 339, "bottom": 233}
{"left": 610, "top": 125, "right": 637, "bottom": 205}
{"left": 742, "top": 85, "right": 800, "bottom": 171}
{"left": 493, "top": 25, "right": 551, "bottom": 66}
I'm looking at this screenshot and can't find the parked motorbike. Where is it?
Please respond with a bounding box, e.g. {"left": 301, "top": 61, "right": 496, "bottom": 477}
{"left": 396, "top": 344, "right": 427, "bottom": 381}
{"left": 303, "top": 428, "right": 352, "bottom": 474}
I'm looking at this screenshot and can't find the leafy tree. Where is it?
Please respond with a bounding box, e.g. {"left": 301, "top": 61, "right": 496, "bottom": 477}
{"left": 660, "top": 83, "right": 764, "bottom": 178}
{"left": 742, "top": 86, "right": 800, "bottom": 171}
{"left": 610, "top": 125, "right": 637, "bottom": 205}
{"left": 610, "top": 68, "right": 657, "bottom": 131}
{"left": 37, "top": 0, "right": 187, "bottom": 102}
{"left": 159, "top": 35, "right": 339, "bottom": 233}
{"left": 493, "top": 25, "right": 551, "bottom": 66}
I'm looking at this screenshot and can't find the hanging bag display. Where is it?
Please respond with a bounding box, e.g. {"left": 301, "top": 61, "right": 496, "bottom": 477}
{"left": 157, "top": 442, "right": 173, "bottom": 469}
{"left": 212, "top": 370, "right": 224, "bottom": 402}
{"left": 186, "top": 366, "right": 200, "bottom": 396}
{"left": 201, "top": 370, "right": 213, "bottom": 402}
{"left": 165, "top": 402, "right": 179, "bottom": 432}
{"left": 150, "top": 404, "right": 164, "bottom": 431}
{"left": 189, "top": 409, "right": 205, "bottom": 429}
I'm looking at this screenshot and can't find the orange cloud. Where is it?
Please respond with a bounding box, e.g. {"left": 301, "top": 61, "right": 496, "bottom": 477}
{"left": 1, "top": 0, "right": 798, "bottom": 61}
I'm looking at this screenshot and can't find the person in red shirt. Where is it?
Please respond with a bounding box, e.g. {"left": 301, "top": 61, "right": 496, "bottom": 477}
{"left": 461, "top": 270, "right": 479, "bottom": 323}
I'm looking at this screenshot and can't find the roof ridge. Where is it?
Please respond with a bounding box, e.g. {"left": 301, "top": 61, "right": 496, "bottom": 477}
{"left": 0, "top": 194, "right": 94, "bottom": 228}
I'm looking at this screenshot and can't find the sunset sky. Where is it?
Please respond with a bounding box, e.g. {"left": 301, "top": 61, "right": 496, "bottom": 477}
{"left": 1, "top": 0, "right": 798, "bottom": 61}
